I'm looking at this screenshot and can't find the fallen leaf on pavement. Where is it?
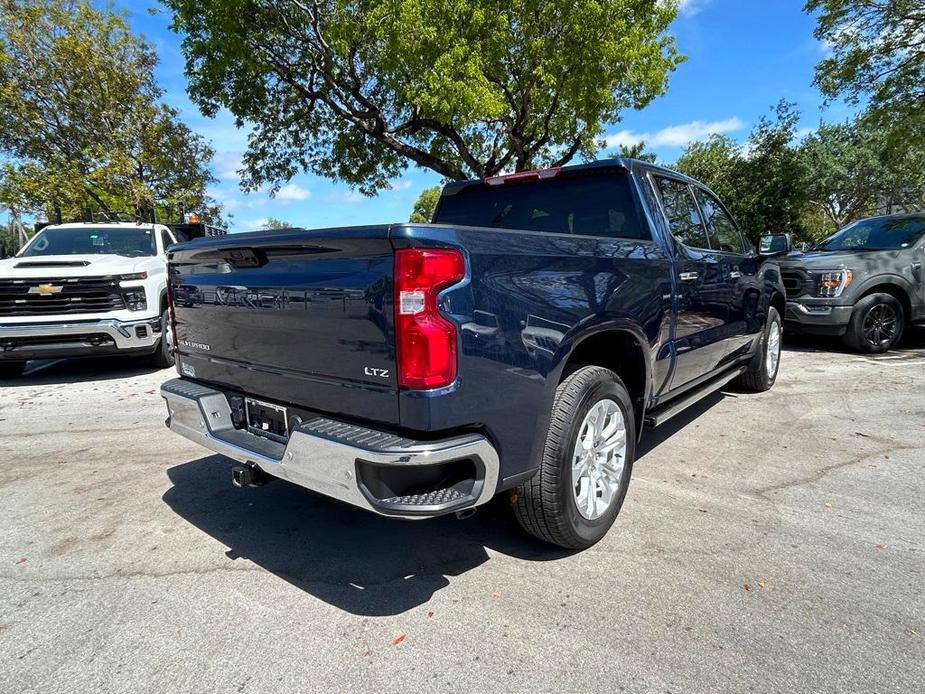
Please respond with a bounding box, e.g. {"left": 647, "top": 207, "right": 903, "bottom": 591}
{"left": 824, "top": 501, "right": 833, "bottom": 508}
{"left": 426, "top": 611, "right": 434, "bottom": 618}
{"left": 757, "top": 580, "right": 767, "bottom": 590}
{"left": 14, "top": 557, "right": 27, "bottom": 565}
{"left": 875, "top": 544, "right": 886, "bottom": 550}
{"left": 491, "top": 592, "right": 501, "bottom": 599}
{"left": 855, "top": 432, "right": 870, "bottom": 438}
{"left": 743, "top": 583, "right": 752, "bottom": 592}
{"left": 391, "top": 633, "right": 406, "bottom": 646}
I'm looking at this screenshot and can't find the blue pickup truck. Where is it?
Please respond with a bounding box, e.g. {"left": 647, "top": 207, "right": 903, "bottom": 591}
{"left": 160, "top": 159, "right": 786, "bottom": 549}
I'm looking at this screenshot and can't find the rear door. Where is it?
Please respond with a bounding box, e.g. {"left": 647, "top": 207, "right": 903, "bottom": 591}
{"left": 651, "top": 175, "right": 735, "bottom": 390}
{"left": 168, "top": 226, "right": 399, "bottom": 424}
{"left": 693, "top": 186, "right": 761, "bottom": 357}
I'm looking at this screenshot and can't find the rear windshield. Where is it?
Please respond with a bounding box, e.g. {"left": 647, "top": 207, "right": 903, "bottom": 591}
{"left": 433, "top": 169, "right": 649, "bottom": 240}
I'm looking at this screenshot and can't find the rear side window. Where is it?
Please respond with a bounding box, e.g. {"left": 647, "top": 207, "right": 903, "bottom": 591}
{"left": 653, "top": 176, "right": 709, "bottom": 250}
{"left": 433, "top": 169, "right": 649, "bottom": 240}
{"left": 694, "top": 188, "right": 746, "bottom": 254}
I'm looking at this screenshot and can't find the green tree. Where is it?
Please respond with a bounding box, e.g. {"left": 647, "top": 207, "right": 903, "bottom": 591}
{"left": 807, "top": 0, "right": 925, "bottom": 140}
{"left": 409, "top": 186, "right": 442, "bottom": 223}
{"left": 164, "top": 0, "right": 684, "bottom": 195}
{"left": 801, "top": 117, "right": 925, "bottom": 239}
{"left": 260, "top": 217, "right": 295, "bottom": 230}
{"left": 613, "top": 141, "right": 658, "bottom": 163}
{"left": 0, "top": 0, "right": 223, "bottom": 224}
{"left": 675, "top": 102, "right": 809, "bottom": 242}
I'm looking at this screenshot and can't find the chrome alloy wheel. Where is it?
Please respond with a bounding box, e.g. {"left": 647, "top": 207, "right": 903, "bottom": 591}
{"left": 766, "top": 319, "right": 781, "bottom": 376}
{"left": 571, "top": 398, "right": 627, "bottom": 521}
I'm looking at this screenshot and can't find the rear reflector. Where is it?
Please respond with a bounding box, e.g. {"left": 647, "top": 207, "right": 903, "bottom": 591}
{"left": 394, "top": 248, "right": 465, "bottom": 389}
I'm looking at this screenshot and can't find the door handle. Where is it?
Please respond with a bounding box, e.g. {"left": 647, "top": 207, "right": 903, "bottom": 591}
{"left": 679, "top": 272, "right": 699, "bottom": 282}
{"left": 728, "top": 270, "right": 743, "bottom": 279}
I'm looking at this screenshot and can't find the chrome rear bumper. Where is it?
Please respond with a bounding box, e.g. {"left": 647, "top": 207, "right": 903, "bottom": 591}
{"left": 160, "top": 378, "right": 500, "bottom": 519}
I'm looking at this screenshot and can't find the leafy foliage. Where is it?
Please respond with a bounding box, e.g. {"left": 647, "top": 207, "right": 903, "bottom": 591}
{"left": 613, "top": 141, "right": 658, "bottom": 163}
{"left": 0, "top": 0, "right": 223, "bottom": 224}
{"left": 675, "top": 101, "right": 925, "bottom": 243}
{"left": 807, "top": 0, "right": 925, "bottom": 140}
{"left": 801, "top": 117, "right": 925, "bottom": 237}
{"left": 260, "top": 217, "right": 295, "bottom": 229}
{"left": 164, "top": 0, "right": 684, "bottom": 194}
{"left": 675, "top": 102, "right": 810, "bottom": 242}
{"left": 409, "top": 186, "right": 442, "bottom": 223}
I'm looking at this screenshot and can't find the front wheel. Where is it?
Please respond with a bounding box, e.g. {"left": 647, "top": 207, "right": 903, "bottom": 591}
{"left": 843, "top": 293, "right": 904, "bottom": 354}
{"left": 737, "top": 306, "right": 782, "bottom": 392}
{"left": 512, "top": 365, "right": 636, "bottom": 550}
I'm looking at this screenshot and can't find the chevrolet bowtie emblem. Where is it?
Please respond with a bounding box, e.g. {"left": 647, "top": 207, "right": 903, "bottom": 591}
{"left": 28, "top": 283, "right": 64, "bottom": 296}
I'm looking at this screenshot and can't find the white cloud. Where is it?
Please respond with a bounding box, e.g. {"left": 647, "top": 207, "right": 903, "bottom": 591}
{"left": 390, "top": 180, "right": 414, "bottom": 191}
{"left": 605, "top": 117, "right": 746, "bottom": 150}
{"left": 213, "top": 150, "right": 244, "bottom": 181}
{"left": 676, "top": 0, "right": 710, "bottom": 17}
{"left": 274, "top": 183, "right": 311, "bottom": 202}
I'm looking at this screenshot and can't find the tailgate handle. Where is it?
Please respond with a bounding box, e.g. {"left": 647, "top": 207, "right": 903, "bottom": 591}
{"left": 223, "top": 248, "right": 265, "bottom": 268}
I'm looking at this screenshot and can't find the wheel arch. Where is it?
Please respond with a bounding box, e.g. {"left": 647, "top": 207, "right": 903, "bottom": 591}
{"left": 855, "top": 280, "right": 912, "bottom": 323}
{"left": 554, "top": 326, "right": 651, "bottom": 439}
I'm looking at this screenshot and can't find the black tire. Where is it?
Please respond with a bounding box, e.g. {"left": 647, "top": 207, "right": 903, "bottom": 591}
{"left": 148, "top": 309, "right": 175, "bottom": 368}
{"left": 843, "top": 293, "right": 904, "bottom": 354}
{"left": 512, "top": 365, "right": 636, "bottom": 550}
{"left": 0, "top": 361, "right": 26, "bottom": 379}
{"left": 737, "top": 306, "right": 783, "bottom": 392}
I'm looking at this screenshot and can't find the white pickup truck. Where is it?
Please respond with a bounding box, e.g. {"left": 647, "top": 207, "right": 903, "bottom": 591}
{"left": 0, "top": 222, "right": 178, "bottom": 378}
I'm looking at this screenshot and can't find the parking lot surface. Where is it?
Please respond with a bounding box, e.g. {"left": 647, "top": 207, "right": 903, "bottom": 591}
{"left": 1, "top": 334, "right": 924, "bottom": 693}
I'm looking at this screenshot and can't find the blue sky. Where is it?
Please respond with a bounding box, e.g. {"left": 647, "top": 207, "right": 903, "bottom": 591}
{"left": 8, "top": 1, "right": 857, "bottom": 232}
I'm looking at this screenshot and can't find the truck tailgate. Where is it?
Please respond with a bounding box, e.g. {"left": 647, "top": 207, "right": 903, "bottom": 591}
{"left": 167, "top": 226, "right": 398, "bottom": 424}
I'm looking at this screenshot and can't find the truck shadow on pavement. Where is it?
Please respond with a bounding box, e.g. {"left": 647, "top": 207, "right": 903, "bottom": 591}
{"left": 162, "top": 455, "right": 571, "bottom": 616}
{"left": 783, "top": 324, "right": 925, "bottom": 358}
{"left": 0, "top": 357, "right": 167, "bottom": 387}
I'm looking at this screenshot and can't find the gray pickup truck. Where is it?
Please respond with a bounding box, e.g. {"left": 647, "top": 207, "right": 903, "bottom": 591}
{"left": 770, "top": 213, "right": 925, "bottom": 353}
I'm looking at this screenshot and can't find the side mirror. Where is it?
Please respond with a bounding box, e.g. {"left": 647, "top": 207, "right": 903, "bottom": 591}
{"left": 758, "top": 233, "right": 791, "bottom": 257}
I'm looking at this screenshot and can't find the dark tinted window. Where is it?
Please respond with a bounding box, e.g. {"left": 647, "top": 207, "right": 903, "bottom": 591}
{"left": 694, "top": 188, "right": 745, "bottom": 254}
{"left": 160, "top": 229, "right": 175, "bottom": 252}
{"left": 653, "top": 177, "right": 709, "bottom": 249}
{"left": 816, "top": 215, "right": 925, "bottom": 251}
{"left": 433, "top": 169, "right": 649, "bottom": 239}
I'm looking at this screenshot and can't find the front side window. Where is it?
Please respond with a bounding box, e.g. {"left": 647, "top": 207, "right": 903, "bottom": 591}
{"left": 694, "top": 188, "right": 746, "bottom": 254}
{"left": 21, "top": 226, "right": 157, "bottom": 258}
{"left": 653, "top": 176, "right": 709, "bottom": 250}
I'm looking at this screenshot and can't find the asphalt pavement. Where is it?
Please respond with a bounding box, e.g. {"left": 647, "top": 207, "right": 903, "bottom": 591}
{"left": 1, "top": 332, "right": 923, "bottom": 693}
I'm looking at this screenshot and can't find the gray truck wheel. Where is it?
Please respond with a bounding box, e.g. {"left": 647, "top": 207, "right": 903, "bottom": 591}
{"left": 513, "top": 365, "right": 636, "bottom": 550}
{"left": 0, "top": 361, "right": 26, "bottom": 379}
{"left": 843, "top": 293, "right": 904, "bottom": 354}
{"left": 148, "top": 310, "right": 175, "bottom": 368}
{"left": 737, "top": 306, "right": 782, "bottom": 392}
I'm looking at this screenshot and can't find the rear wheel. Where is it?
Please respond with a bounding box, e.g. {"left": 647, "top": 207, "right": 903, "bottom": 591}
{"left": 0, "top": 361, "right": 26, "bottom": 379}
{"left": 737, "top": 306, "right": 782, "bottom": 392}
{"left": 513, "top": 365, "right": 636, "bottom": 550}
{"left": 148, "top": 309, "right": 175, "bottom": 368}
{"left": 844, "top": 293, "right": 904, "bottom": 354}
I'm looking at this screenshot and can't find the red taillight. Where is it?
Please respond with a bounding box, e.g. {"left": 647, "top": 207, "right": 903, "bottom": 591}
{"left": 394, "top": 248, "right": 465, "bottom": 389}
